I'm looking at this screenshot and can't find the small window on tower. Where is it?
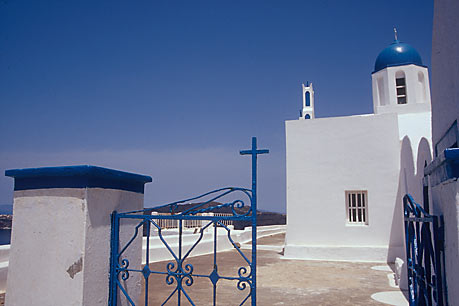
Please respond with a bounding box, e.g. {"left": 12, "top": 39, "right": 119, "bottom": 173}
{"left": 305, "top": 114, "right": 311, "bottom": 119}
{"left": 345, "top": 190, "right": 368, "bottom": 225}
{"left": 396, "top": 77, "right": 407, "bottom": 104}
{"left": 305, "top": 91, "right": 311, "bottom": 107}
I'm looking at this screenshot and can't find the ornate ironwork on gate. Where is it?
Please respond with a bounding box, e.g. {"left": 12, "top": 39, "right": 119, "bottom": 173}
{"left": 109, "top": 137, "right": 268, "bottom": 305}
{"left": 403, "top": 194, "right": 448, "bottom": 306}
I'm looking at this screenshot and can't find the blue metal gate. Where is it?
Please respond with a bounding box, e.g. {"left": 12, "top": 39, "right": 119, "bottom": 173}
{"left": 109, "top": 137, "right": 268, "bottom": 305}
{"left": 403, "top": 194, "right": 448, "bottom": 306}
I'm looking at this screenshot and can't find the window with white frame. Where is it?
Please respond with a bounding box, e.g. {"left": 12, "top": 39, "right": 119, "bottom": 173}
{"left": 345, "top": 191, "right": 368, "bottom": 225}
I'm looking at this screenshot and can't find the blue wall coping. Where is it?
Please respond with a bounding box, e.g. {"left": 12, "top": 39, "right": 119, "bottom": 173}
{"left": 5, "top": 165, "right": 153, "bottom": 194}
{"left": 424, "top": 148, "right": 459, "bottom": 186}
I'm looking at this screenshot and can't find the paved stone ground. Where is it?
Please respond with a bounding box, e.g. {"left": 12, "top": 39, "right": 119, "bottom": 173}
{"left": 138, "top": 233, "right": 405, "bottom": 305}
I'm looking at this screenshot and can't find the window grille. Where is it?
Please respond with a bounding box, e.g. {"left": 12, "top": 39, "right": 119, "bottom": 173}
{"left": 345, "top": 191, "right": 368, "bottom": 225}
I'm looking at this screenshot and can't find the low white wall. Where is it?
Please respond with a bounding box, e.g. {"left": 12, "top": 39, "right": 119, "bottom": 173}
{"left": 0, "top": 245, "right": 9, "bottom": 263}
{"left": 143, "top": 225, "right": 285, "bottom": 263}
{"left": 283, "top": 245, "right": 399, "bottom": 263}
{"left": 0, "top": 245, "right": 9, "bottom": 293}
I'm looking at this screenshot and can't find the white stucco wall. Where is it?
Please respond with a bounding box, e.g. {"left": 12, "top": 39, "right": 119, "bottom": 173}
{"left": 284, "top": 113, "right": 403, "bottom": 262}
{"left": 6, "top": 189, "right": 86, "bottom": 306}
{"left": 430, "top": 179, "right": 459, "bottom": 305}
{"left": 431, "top": 0, "right": 459, "bottom": 148}
{"left": 429, "top": 1, "right": 459, "bottom": 303}
{"left": 83, "top": 188, "right": 143, "bottom": 306}
{"left": 5, "top": 188, "right": 143, "bottom": 306}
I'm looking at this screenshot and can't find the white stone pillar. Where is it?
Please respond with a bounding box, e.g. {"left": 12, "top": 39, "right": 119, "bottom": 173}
{"left": 4, "top": 165, "right": 152, "bottom": 306}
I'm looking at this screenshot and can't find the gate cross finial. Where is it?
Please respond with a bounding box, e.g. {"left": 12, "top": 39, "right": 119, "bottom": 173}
{"left": 240, "top": 136, "right": 268, "bottom": 305}
{"left": 240, "top": 137, "right": 269, "bottom": 159}
{"left": 240, "top": 136, "right": 269, "bottom": 191}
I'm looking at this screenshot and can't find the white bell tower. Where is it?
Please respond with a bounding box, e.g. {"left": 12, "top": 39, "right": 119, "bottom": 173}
{"left": 299, "top": 82, "right": 315, "bottom": 120}
{"left": 371, "top": 30, "right": 431, "bottom": 115}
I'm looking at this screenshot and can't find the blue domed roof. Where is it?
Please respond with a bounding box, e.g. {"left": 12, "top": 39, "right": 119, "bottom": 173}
{"left": 374, "top": 40, "right": 423, "bottom": 73}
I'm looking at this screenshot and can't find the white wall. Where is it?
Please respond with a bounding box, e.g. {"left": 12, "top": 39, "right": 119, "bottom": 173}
{"left": 285, "top": 113, "right": 403, "bottom": 262}
{"left": 431, "top": 0, "right": 459, "bottom": 148}
{"left": 430, "top": 179, "right": 459, "bottom": 304}
{"left": 6, "top": 189, "right": 87, "bottom": 306}
{"left": 428, "top": 1, "right": 459, "bottom": 303}
{"left": 84, "top": 188, "right": 143, "bottom": 306}
{"left": 397, "top": 112, "right": 432, "bottom": 170}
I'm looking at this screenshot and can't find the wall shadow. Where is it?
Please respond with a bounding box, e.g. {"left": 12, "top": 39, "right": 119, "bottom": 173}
{"left": 387, "top": 136, "right": 432, "bottom": 289}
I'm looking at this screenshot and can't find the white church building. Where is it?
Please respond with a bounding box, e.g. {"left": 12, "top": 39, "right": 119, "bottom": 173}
{"left": 284, "top": 37, "right": 432, "bottom": 263}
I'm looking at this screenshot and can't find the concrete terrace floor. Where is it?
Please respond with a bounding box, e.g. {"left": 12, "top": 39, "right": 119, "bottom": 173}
{"left": 140, "top": 233, "right": 407, "bottom": 306}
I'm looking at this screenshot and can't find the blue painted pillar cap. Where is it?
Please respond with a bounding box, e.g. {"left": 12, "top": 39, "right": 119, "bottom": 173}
{"left": 5, "top": 165, "right": 153, "bottom": 194}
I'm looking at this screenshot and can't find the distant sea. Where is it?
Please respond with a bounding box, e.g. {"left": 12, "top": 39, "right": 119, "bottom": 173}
{"left": 0, "top": 205, "right": 13, "bottom": 215}
{"left": 0, "top": 205, "right": 13, "bottom": 245}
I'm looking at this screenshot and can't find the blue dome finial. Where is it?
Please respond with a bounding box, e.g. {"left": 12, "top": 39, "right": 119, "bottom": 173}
{"left": 373, "top": 34, "right": 423, "bottom": 73}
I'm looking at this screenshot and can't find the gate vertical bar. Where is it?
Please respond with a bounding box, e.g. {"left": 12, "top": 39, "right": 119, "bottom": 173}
{"left": 213, "top": 221, "right": 217, "bottom": 306}
{"left": 240, "top": 137, "right": 269, "bottom": 305}
{"left": 109, "top": 211, "right": 120, "bottom": 306}
{"left": 423, "top": 222, "right": 433, "bottom": 305}
{"left": 251, "top": 137, "right": 258, "bottom": 305}
{"left": 178, "top": 219, "right": 182, "bottom": 306}
{"left": 433, "top": 216, "right": 444, "bottom": 306}
{"left": 145, "top": 220, "right": 151, "bottom": 306}
{"left": 438, "top": 215, "right": 448, "bottom": 306}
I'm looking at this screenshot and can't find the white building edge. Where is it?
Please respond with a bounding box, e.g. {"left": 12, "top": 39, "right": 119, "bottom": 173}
{"left": 427, "top": 0, "right": 459, "bottom": 302}
{"left": 284, "top": 36, "right": 432, "bottom": 265}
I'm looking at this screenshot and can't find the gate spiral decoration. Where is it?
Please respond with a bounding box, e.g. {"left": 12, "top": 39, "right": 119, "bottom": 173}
{"left": 109, "top": 137, "right": 268, "bottom": 305}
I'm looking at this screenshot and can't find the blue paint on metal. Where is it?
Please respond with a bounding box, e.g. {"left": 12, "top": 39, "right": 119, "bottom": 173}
{"left": 240, "top": 137, "right": 269, "bottom": 305}
{"left": 209, "top": 269, "right": 219, "bottom": 285}
{"left": 109, "top": 211, "right": 120, "bottom": 306}
{"left": 403, "top": 194, "right": 448, "bottom": 306}
{"left": 108, "top": 137, "right": 268, "bottom": 305}
{"left": 5, "top": 165, "right": 152, "bottom": 194}
{"left": 443, "top": 147, "right": 459, "bottom": 160}
{"left": 373, "top": 40, "right": 425, "bottom": 73}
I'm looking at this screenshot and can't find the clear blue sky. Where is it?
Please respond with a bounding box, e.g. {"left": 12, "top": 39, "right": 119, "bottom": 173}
{"left": 0, "top": 0, "right": 433, "bottom": 212}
